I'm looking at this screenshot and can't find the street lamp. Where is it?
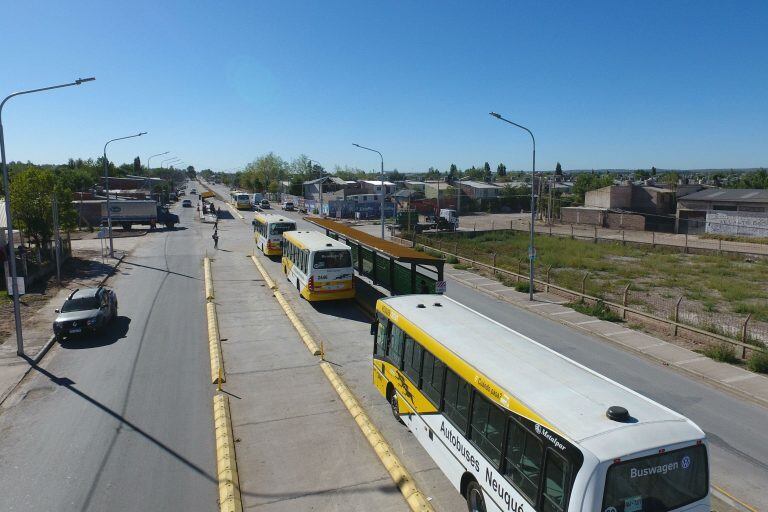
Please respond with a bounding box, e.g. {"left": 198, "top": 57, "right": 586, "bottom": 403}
{"left": 104, "top": 132, "right": 147, "bottom": 258}
{"left": 352, "top": 143, "right": 386, "bottom": 239}
{"left": 489, "top": 111, "right": 536, "bottom": 301}
{"left": 161, "top": 157, "right": 180, "bottom": 169}
{"left": 147, "top": 151, "right": 169, "bottom": 173}
{"left": 1, "top": 76, "right": 95, "bottom": 357}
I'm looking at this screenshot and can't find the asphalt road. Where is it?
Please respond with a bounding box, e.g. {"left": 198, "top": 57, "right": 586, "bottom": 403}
{"left": 0, "top": 201, "right": 216, "bottom": 511}
{"left": 207, "top": 182, "right": 767, "bottom": 509}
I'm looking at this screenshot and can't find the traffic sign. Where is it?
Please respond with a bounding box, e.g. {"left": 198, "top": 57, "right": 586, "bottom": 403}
{"left": 97, "top": 227, "right": 108, "bottom": 239}
{"left": 435, "top": 280, "right": 447, "bottom": 294}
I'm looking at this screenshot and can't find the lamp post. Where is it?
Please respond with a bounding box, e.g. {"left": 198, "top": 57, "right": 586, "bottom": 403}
{"left": 147, "top": 151, "right": 169, "bottom": 174}
{"left": 104, "top": 132, "right": 147, "bottom": 258}
{"left": 1, "top": 76, "right": 95, "bottom": 357}
{"left": 352, "top": 143, "right": 385, "bottom": 238}
{"left": 489, "top": 112, "right": 536, "bottom": 301}
{"left": 161, "top": 157, "right": 179, "bottom": 169}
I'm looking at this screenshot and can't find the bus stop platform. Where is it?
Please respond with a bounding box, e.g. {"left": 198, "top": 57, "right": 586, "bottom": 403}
{"left": 305, "top": 217, "right": 445, "bottom": 295}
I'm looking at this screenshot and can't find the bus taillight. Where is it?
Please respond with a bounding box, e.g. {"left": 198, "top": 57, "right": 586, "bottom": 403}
{"left": 308, "top": 276, "right": 315, "bottom": 292}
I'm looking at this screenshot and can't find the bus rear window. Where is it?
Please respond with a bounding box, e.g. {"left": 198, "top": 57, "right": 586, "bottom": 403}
{"left": 603, "top": 444, "right": 707, "bottom": 512}
{"left": 313, "top": 250, "right": 351, "bottom": 269}
{"left": 270, "top": 223, "right": 296, "bottom": 235}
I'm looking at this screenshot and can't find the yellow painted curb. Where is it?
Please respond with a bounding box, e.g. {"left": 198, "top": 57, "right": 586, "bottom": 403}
{"left": 250, "top": 255, "right": 321, "bottom": 356}
{"left": 204, "top": 257, "right": 215, "bottom": 300}
{"left": 207, "top": 301, "right": 225, "bottom": 384}
{"left": 248, "top": 255, "right": 434, "bottom": 512}
{"left": 227, "top": 203, "right": 244, "bottom": 220}
{"left": 213, "top": 393, "right": 243, "bottom": 512}
{"left": 320, "top": 361, "right": 435, "bottom": 512}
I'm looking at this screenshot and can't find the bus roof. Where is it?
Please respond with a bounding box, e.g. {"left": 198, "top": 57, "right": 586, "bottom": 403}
{"left": 254, "top": 213, "right": 295, "bottom": 225}
{"left": 283, "top": 230, "right": 352, "bottom": 252}
{"left": 380, "top": 295, "right": 704, "bottom": 460}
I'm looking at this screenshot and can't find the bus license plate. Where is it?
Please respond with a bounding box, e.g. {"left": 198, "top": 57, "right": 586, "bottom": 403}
{"left": 70, "top": 328, "right": 82, "bottom": 333}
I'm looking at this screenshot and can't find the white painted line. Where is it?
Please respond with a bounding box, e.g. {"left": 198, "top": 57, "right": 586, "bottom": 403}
{"left": 722, "top": 373, "right": 759, "bottom": 384}
{"left": 639, "top": 342, "right": 668, "bottom": 349}
{"left": 675, "top": 356, "right": 708, "bottom": 365}
{"left": 528, "top": 301, "right": 567, "bottom": 307}
{"left": 550, "top": 310, "right": 578, "bottom": 316}
{"left": 604, "top": 330, "right": 633, "bottom": 336}
{"left": 574, "top": 319, "right": 602, "bottom": 325}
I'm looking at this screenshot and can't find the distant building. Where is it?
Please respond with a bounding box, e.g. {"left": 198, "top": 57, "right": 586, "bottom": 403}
{"left": 584, "top": 184, "right": 677, "bottom": 215}
{"left": 458, "top": 180, "right": 501, "bottom": 199}
{"left": 423, "top": 181, "right": 455, "bottom": 200}
{"left": 359, "top": 180, "right": 396, "bottom": 195}
{"left": 676, "top": 188, "right": 768, "bottom": 236}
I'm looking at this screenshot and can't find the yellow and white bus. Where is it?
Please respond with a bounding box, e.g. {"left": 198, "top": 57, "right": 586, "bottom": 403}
{"left": 230, "top": 190, "right": 252, "bottom": 210}
{"left": 372, "top": 295, "right": 709, "bottom": 512}
{"left": 253, "top": 213, "right": 296, "bottom": 256}
{"left": 282, "top": 230, "right": 355, "bottom": 301}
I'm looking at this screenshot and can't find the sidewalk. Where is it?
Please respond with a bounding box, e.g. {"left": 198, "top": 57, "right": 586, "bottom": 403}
{"left": 0, "top": 235, "right": 143, "bottom": 405}
{"left": 444, "top": 265, "right": 768, "bottom": 409}
{"left": 208, "top": 241, "right": 406, "bottom": 511}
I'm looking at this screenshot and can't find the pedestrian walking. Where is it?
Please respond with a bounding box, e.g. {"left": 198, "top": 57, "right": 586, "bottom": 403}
{"left": 212, "top": 230, "right": 219, "bottom": 249}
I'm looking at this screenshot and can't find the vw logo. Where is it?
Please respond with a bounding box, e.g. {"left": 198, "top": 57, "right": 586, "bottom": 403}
{"left": 681, "top": 455, "right": 691, "bottom": 469}
{"left": 534, "top": 424, "right": 541, "bottom": 434}
{"left": 604, "top": 508, "right": 617, "bottom": 512}
{"left": 72, "top": 321, "right": 78, "bottom": 327}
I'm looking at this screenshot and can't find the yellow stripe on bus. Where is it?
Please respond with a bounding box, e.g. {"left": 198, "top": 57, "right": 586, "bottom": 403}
{"left": 377, "top": 301, "right": 559, "bottom": 434}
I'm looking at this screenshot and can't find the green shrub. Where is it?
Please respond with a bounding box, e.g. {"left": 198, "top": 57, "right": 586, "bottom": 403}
{"left": 453, "top": 263, "right": 470, "bottom": 270}
{"left": 747, "top": 351, "right": 768, "bottom": 373}
{"left": 446, "top": 255, "right": 459, "bottom": 264}
{"left": 569, "top": 300, "right": 622, "bottom": 322}
{"left": 703, "top": 342, "right": 739, "bottom": 364}
{"left": 515, "top": 282, "right": 536, "bottom": 293}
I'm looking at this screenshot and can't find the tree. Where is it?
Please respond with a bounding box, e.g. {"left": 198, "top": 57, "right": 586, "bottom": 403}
{"left": 572, "top": 173, "right": 614, "bottom": 204}
{"left": 186, "top": 166, "right": 196, "bottom": 179}
{"left": 133, "top": 156, "right": 142, "bottom": 175}
{"left": 496, "top": 163, "right": 506, "bottom": 177}
{"left": 10, "top": 167, "right": 76, "bottom": 248}
{"left": 483, "top": 162, "right": 492, "bottom": 182}
{"left": 424, "top": 167, "right": 441, "bottom": 180}
{"left": 555, "top": 162, "right": 562, "bottom": 176}
{"left": 651, "top": 166, "right": 657, "bottom": 176}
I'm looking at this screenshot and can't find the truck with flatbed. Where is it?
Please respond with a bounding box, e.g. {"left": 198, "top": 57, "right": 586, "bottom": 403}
{"left": 101, "top": 200, "right": 179, "bottom": 230}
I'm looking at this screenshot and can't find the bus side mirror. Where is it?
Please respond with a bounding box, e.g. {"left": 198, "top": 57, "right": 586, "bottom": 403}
{"left": 370, "top": 320, "right": 378, "bottom": 336}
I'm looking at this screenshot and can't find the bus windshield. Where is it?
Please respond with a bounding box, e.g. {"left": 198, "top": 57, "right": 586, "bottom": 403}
{"left": 236, "top": 194, "right": 249, "bottom": 201}
{"left": 270, "top": 222, "right": 296, "bottom": 236}
{"left": 313, "top": 250, "right": 351, "bottom": 269}
{"left": 602, "top": 444, "right": 707, "bottom": 512}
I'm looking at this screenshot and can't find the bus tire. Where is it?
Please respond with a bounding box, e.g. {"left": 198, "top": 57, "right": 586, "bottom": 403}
{"left": 386, "top": 385, "right": 403, "bottom": 424}
{"left": 465, "top": 480, "right": 486, "bottom": 512}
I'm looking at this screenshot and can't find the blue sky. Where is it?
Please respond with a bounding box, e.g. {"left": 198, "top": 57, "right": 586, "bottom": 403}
{"left": 2, "top": 0, "right": 766, "bottom": 173}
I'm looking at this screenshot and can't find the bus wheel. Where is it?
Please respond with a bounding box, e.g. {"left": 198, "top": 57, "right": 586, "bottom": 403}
{"left": 466, "top": 481, "right": 486, "bottom": 512}
{"left": 387, "top": 387, "right": 401, "bottom": 423}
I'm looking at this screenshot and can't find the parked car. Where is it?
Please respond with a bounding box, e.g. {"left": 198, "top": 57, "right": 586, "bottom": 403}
{"left": 182, "top": 199, "right": 192, "bottom": 207}
{"left": 190, "top": 188, "right": 198, "bottom": 195}
{"left": 260, "top": 199, "right": 271, "bottom": 209}
{"left": 281, "top": 201, "right": 295, "bottom": 211}
{"left": 53, "top": 287, "right": 118, "bottom": 340}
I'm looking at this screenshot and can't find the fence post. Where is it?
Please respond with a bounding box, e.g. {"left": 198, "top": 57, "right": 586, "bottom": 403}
{"left": 622, "top": 283, "right": 631, "bottom": 319}
{"left": 622, "top": 230, "right": 625, "bottom": 245}
{"left": 593, "top": 225, "right": 597, "bottom": 243}
{"left": 510, "top": 219, "right": 514, "bottom": 230}
{"left": 491, "top": 220, "right": 495, "bottom": 231}
{"left": 492, "top": 253, "right": 497, "bottom": 275}
{"left": 673, "top": 296, "right": 683, "bottom": 336}
{"left": 571, "top": 224, "right": 574, "bottom": 239}
{"left": 652, "top": 231, "right": 655, "bottom": 247}
{"left": 581, "top": 272, "right": 589, "bottom": 298}
{"left": 517, "top": 259, "right": 522, "bottom": 283}
{"left": 718, "top": 238, "right": 722, "bottom": 255}
{"left": 549, "top": 224, "right": 552, "bottom": 236}
{"left": 741, "top": 314, "right": 752, "bottom": 359}
{"left": 546, "top": 265, "right": 552, "bottom": 292}
{"left": 454, "top": 241, "right": 459, "bottom": 258}
{"left": 684, "top": 233, "right": 688, "bottom": 254}
{"left": 473, "top": 223, "right": 476, "bottom": 232}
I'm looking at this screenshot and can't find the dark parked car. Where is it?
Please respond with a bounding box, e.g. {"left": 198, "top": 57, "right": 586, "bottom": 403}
{"left": 182, "top": 199, "right": 192, "bottom": 207}
{"left": 53, "top": 287, "right": 118, "bottom": 340}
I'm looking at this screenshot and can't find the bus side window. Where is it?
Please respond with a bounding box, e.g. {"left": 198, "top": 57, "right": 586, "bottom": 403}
{"left": 469, "top": 392, "right": 506, "bottom": 467}
{"left": 443, "top": 369, "right": 471, "bottom": 433}
{"left": 375, "top": 315, "right": 390, "bottom": 356}
{"left": 403, "top": 335, "right": 423, "bottom": 386}
{"left": 388, "top": 325, "right": 405, "bottom": 368}
{"left": 503, "top": 418, "right": 543, "bottom": 504}
{"left": 420, "top": 350, "right": 445, "bottom": 407}
{"left": 540, "top": 450, "right": 569, "bottom": 512}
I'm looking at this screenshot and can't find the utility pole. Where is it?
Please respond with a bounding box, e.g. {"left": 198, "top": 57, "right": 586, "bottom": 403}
{"left": 52, "top": 195, "right": 61, "bottom": 286}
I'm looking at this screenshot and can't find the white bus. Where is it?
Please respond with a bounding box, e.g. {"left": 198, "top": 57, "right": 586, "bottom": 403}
{"left": 372, "top": 295, "right": 709, "bottom": 512}
{"left": 282, "top": 230, "right": 355, "bottom": 301}
{"left": 230, "top": 190, "right": 252, "bottom": 210}
{"left": 253, "top": 213, "right": 296, "bottom": 256}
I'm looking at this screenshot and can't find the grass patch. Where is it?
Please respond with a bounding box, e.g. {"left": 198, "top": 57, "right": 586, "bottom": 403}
{"left": 446, "top": 255, "right": 459, "bottom": 264}
{"left": 0, "top": 292, "right": 10, "bottom": 305}
{"left": 515, "top": 281, "right": 535, "bottom": 293}
{"left": 747, "top": 351, "right": 768, "bottom": 373}
{"left": 703, "top": 342, "right": 739, "bottom": 364}
{"left": 453, "top": 263, "right": 471, "bottom": 270}
{"left": 732, "top": 302, "right": 768, "bottom": 322}
{"left": 701, "top": 233, "right": 768, "bottom": 245}
{"left": 569, "top": 300, "right": 622, "bottom": 322}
